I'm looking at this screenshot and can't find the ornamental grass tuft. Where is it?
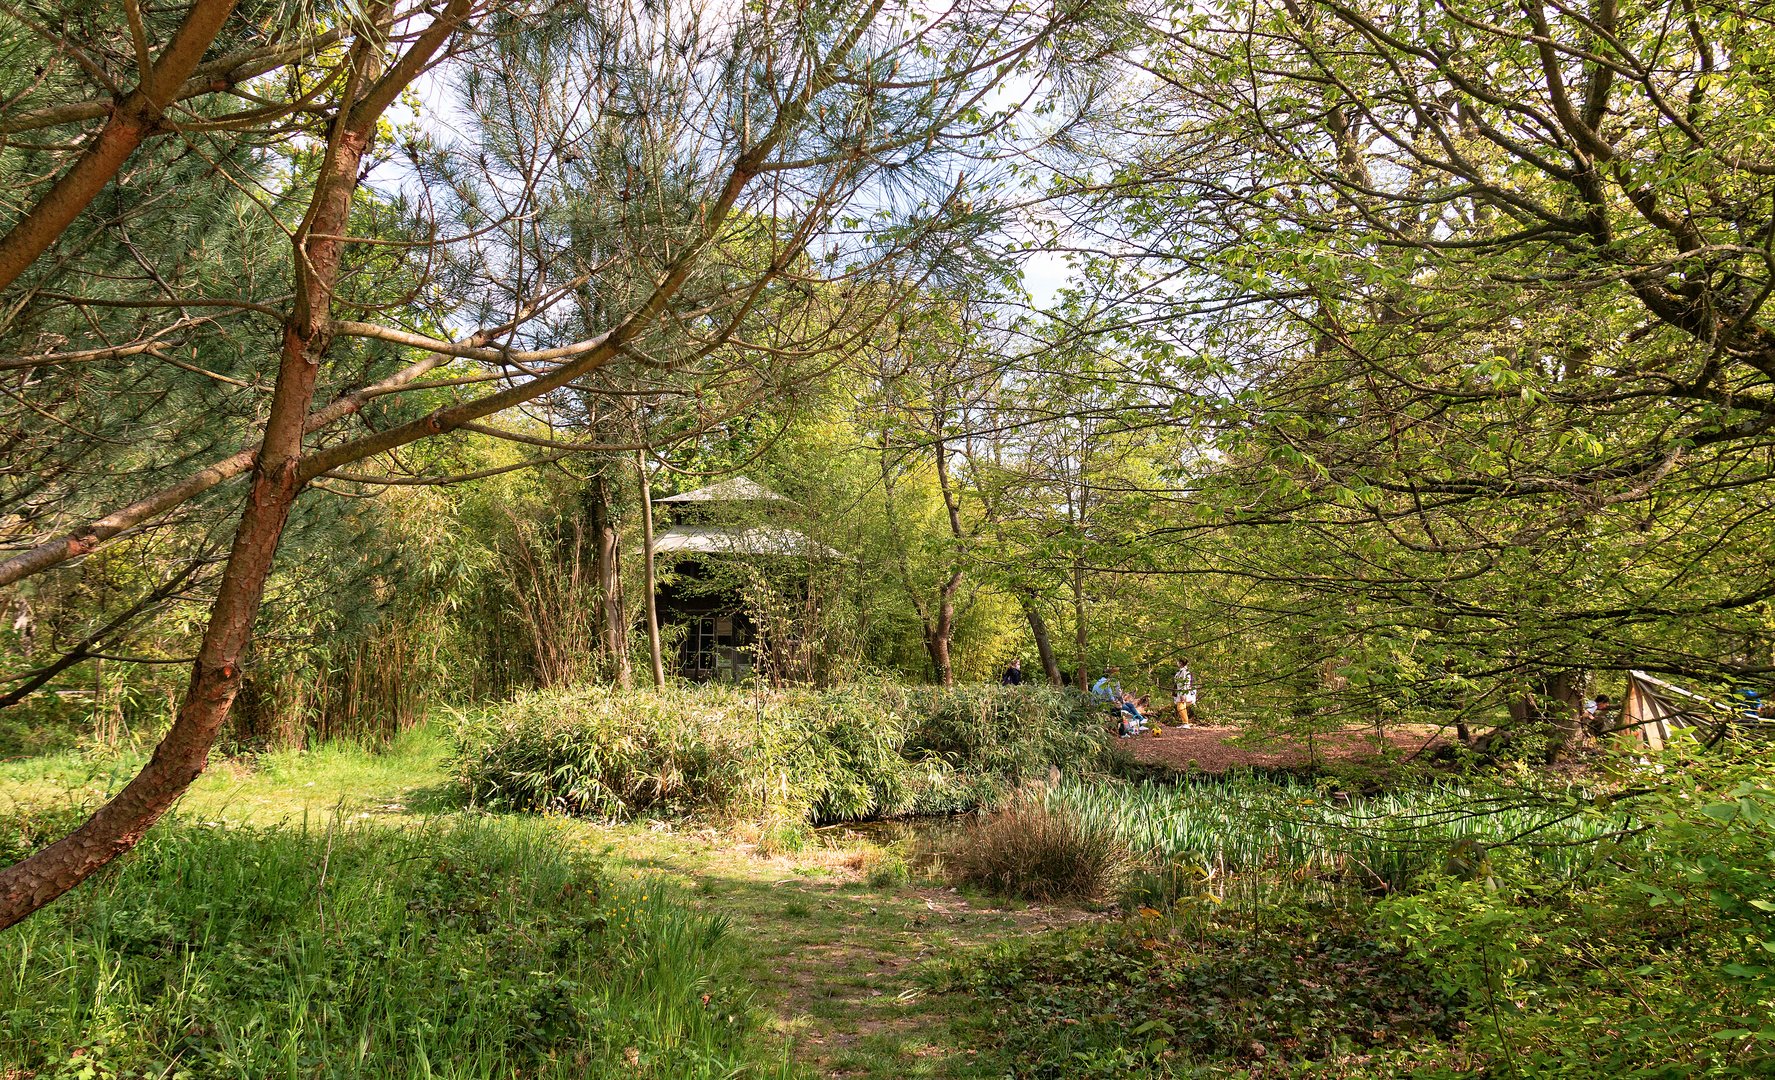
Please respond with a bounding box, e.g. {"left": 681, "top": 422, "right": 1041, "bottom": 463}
{"left": 944, "top": 792, "right": 1135, "bottom": 904}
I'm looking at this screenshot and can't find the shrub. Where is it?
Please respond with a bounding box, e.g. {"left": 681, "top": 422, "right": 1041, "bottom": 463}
{"left": 944, "top": 793, "right": 1134, "bottom": 903}
{"left": 450, "top": 682, "right": 1112, "bottom": 825}
{"left": 1376, "top": 751, "right": 1775, "bottom": 1076}
{"left": 449, "top": 686, "right": 753, "bottom": 818}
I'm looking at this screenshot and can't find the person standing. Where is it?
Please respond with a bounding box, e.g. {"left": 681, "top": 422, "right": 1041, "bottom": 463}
{"left": 1000, "top": 658, "right": 1025, "bottom": 686}
{"left": 1172, "top": 658, "right": 1196, "bottom": 728}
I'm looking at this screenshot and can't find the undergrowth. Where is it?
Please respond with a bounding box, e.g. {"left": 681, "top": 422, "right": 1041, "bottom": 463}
{"left": 450, "top": 682, "right": 1110, "bottom": 823}
{"left": 932, "top": 911, "right": 1462, "bottom": 1077}
{"left": 934, "top": 749, "right": 1775, "bottom": 1078}
{"left": 1046, "top": 771, "right": 1633, "bottom": 891}
{"left": 943, "top": 793, "right": 1133, "bottom": 903}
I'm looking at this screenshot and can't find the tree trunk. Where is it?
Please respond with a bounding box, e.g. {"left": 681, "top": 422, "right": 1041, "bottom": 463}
{"left": 921, "top": 569, "right": 961, "bottom": 686}
{"left": 925, "top": 614, "right": 954, "bottom": 687}
{"left": 589, "top": 476, "right": 631, "bottom": 689}
{"left": 1542, "top": 670, "right": 1586, "bottom": 762}
{"left": 1071, "top": 561, "right": 1088, "bottom": 688}
{"left": 1506, "top": 670, "right": 1587, "bottom": 761}
{"left": 0, "top": 0, "right": 469, "bottom": 931}
{"left": 636, "top": 450, "right": 665, "bottom": 688}
{"left": 0, "top": 144, "right": 358, "bottom": 925}
{"left": 1019, "top": 595, "right": 1062, "bottom": 686}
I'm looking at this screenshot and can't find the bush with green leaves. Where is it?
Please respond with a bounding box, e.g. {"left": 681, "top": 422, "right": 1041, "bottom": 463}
{"left": 450, "top": 682, "right": 1110, "bottom": 824}
{"left": 933, "top": 749, "right": 1775, "bottom": 1078}
{"left": 0, "top": 814, "right": 791, "bottom": 1079}
{"left": 1378, "top": 750, "right": 1775, "bottom": 1076}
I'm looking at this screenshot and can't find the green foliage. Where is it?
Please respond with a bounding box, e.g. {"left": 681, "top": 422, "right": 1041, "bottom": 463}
{"left": 1378, "top": 753, "right": 1775, "bottom": 1075}
{"left": 931, "top": 912, "right": 1461, "bottom": 1077}
{"left": 450, "top": 683, "right": 1110, "bottom": 824}
{"left": 934, "top": 752, "right": 1775, "bottom": 1077}
{"left": 1046, "top": 773, "right": 1629, "bottom": 891}
{"left": 943, "top": 793, "right": 1134, "bottom": 904}
{"left": 0, "top": 814, "right": 792, "bottom": 1079}
{"left": 0, "top": 798, "right": 92, "bottom": 868}
{"left": 860, "top": 848, "right": 911, "bottom": 889}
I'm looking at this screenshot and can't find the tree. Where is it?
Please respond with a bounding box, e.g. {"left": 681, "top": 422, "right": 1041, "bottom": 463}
{"left": 0, "top": 0, "right": 1096, "bottom": 926}
{"left": 1026, "top": 0, "right": 1775, "bottom": 737}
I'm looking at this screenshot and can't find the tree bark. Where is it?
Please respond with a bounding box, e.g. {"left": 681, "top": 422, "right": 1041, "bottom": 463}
{"left": 0, "top": 0, "right": 471, "bottom": 931}
{"left": 924, "top": 584, "right": 956, "bottom": 687}
{"left": 1071, "top": 561, "right": 1089, "bottom": 688}
{"left": 1019, "top": 594, "right": 1062, "bottom": 686}
{"left": 589, "top": 475, "right": 631, "bottom": 689}
{"left": 636, "top": 450, "right": 665, "bottom": 688}
{"left": 1505, "top": 670, "right": 1587, "bottom": 761}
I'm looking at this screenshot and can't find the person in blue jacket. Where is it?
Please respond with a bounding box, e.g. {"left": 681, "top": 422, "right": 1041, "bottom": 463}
{"left": 1090, "top": 667, "right": 1122, "bottom": 702}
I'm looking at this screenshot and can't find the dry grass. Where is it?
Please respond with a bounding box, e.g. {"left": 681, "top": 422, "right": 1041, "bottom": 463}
{"left": 943, "top": 793, "right": 1134, "bottom": 904}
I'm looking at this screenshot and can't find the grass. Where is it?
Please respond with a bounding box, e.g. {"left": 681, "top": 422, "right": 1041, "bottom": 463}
{"left": 942, "top": 794, "right": 1133, "bottom": 904}
{"left": 14, "top": 714, "right": 1763, "bottom": 1079}
{"left": 0, "top": 722, "right": 1081, "bottom": 1080}
{"left": 0, "top": 812, "right": 794, "bottom": 1079}
{"left": 0, "top": 725, "right": 457, "bottom": 831}
{"left": 1046, "top": 772, "right": 1632, "bottom": 891}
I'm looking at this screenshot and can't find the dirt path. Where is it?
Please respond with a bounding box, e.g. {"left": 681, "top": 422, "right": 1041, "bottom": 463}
{"left": 1118, "top": 723, "right": 1445, "bottom": 773}
{"left": 601, "top": 824, "right": 1095, "bottom": 1079}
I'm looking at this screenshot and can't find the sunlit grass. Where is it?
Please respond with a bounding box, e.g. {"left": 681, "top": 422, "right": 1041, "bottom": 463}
{"left": 0, "top": 812, "right": 795, "bottom": 1079}
{"left": 1047, "top": 773, "right": 1633, "bottom": 891}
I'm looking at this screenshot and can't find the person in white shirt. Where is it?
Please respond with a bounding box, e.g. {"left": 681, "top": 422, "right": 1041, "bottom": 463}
{"left": 1172, "top": 659, "right": 1196, "bottom": 728}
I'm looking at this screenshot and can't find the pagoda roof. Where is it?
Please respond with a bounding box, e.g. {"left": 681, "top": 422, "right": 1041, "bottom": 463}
{"left": 651, "top": 524, "right": 841, "bottom": 559}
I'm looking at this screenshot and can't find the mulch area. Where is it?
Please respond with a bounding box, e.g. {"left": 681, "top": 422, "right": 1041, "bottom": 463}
{"left": 1116, "top": 723, "right": 1446, "bottom": 774}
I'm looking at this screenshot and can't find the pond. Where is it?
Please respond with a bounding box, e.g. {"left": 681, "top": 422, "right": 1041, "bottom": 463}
{"left": 817, "top": 814, "right": 974, "bottom": 869}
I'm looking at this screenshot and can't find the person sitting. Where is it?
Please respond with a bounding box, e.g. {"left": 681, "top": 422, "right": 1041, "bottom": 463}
{"left": 1584, "top": 693, "right": 1614, "bottom": 734}
{"left": 1117, "top": 692, "right": 1150, "bottom": 737}
{"left": 1090, "top": 667, "right": 1122, "bottom": 703}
